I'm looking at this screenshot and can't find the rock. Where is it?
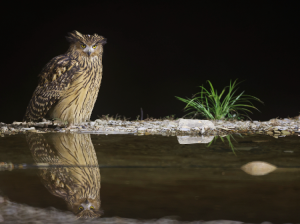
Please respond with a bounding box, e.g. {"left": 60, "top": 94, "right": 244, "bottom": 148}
{"left": 167, "top": 121, "right": 178, "bottom": 127}
{"left": 137, "top": 127, "right": 147, "bottom": 133}
{"left": 178, "top": 119, "right": 215, "bottom": 130}
{"left": 21, "top": 127, "right": 35, "bottom": 131}
{"left": 178, "top": 128, "right": 191, "bottom": 132}
{"left": 0, "top": 127, "right": 8, "bottom": 132}
{"left": 161, "top": 120, "right": 170, "bottom": 127}
{"left": 241, "top": 161, "right": 277, "bottom": 176}
{"left": 12, "top": 121, "right": 22, "bottom": 125}
{"left": 281, "top": 130, "right": 291, "bottom": 135}
{"left": 177, "top": 135, "right": 214, "bottom": 144}
{"left": 95, "top": 119, "right": 108, "bottom": 125}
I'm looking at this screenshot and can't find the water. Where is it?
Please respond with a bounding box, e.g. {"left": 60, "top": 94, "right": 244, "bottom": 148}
{"left": 0, "top": 133, "right": 300, "bottom": 223}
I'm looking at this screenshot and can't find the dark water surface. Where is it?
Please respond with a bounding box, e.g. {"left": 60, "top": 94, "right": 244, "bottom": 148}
{"left": 0, "top": 133, "right": 300, "bottom": 223}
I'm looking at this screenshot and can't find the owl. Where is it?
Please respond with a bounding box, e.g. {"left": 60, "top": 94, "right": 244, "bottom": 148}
{"left": 26, "top": 133, "right": 102, "bottom": 219}
{"left": 24, "top": 31, "right": 107, "bottom": 126}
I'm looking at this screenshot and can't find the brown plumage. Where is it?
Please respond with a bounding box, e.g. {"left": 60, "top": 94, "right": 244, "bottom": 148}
{"left": 24, "top": 31, "right": 107, "bottom": 126}
{"left": 26, "top": 133, "right": 102, "bottom": 219}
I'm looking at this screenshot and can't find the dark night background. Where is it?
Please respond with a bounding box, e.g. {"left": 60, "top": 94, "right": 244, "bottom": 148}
{"left": 1, "top": 1, "right": 299, "bottom": 123}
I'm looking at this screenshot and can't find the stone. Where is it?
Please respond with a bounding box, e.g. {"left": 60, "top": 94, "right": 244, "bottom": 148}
{"left": 0, "top": 127, "right": 8, "bottom": 132}
{"left": 241, "top": 161, "right": 277, "bottom": 176}
{"left": 178, "top": 128, "right": 191, "bottom": 132}
{"left": 177, "top": 135, "right": 214, "bottom": 144}
{"left": 21, "top": 127, "right": 35, "bottom": 131}
{"left": 95, "top": 119, "right": 108, "bottom": 125}
{"left": 178, "top": 119, "right": 215, "bottom": 130}
{"left": 137, "top": 127, "right": 147, "bottom": 133}
{"left": 12, "top": 121, "right": 22, "bottom": 125}
{"left": 281, "top": 130, "right": 291, "bottom": 135}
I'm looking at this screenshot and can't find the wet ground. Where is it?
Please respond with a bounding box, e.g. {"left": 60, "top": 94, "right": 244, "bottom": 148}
{"left": 0, "top": 133, "right": 300, "bottom": 223}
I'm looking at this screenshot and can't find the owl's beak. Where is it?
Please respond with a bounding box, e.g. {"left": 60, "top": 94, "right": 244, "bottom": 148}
{"left": 87, "top": 51, "right": 91, "bottom": 56}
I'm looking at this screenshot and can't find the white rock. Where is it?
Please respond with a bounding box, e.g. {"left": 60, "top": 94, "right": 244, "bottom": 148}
{"left": 241, "top": 161, "right": 277, "bottom": 176}
{"left": 1, "top": 127, "right": 8, "bottom": 132}
{"left": 167, "top": 124, "right": 176, "bottom": 128}
{"left": 21, "top": 127, "right": 35, "bottom": 131}
{"left": 95, "top": 119, "right": 108, "bottom": 125}
{"left": 178, "top": 128, "right": 191, "bottom": 132}
{"left": 12, "top": 121, "right": 22, "bottom": 125}
{"left": 89, "top": 122, "right": 96, "bottom": 126}
{"left": 178, "top": 119, "right": 215, "bottom": 130}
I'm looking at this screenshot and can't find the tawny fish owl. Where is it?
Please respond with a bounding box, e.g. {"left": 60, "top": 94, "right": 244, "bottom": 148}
{"left": 24, "top": 31, "right": 106, "bottom": 126}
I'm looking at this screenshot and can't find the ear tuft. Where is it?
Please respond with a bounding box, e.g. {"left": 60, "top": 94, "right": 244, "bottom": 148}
{"left": 65, "top": 30, "right": 84, "bottom": 43}
{"left": 97, "top": 38, "right": 107, "bottom": 45}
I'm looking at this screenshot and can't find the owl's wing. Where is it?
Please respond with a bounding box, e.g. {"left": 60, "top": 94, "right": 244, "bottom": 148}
{"left": 26, "top": 133, "right": 72, "bottom": 198}
{"left": 24, "top": 55, "right": 79, "bottom": 121}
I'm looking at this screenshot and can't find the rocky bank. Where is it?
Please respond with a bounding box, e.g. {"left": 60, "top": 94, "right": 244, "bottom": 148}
{"left": 1, "top": 117, "right": 300, "bottom": 137}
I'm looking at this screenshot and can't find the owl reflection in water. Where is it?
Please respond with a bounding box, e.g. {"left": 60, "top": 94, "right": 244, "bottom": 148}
{"left": 26, "top": 133, "right": 102, "bottom": 218}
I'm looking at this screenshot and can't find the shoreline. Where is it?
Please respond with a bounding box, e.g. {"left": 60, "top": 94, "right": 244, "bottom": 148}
{"left": 1, "top": 117, "right": 300, "bottom": 138}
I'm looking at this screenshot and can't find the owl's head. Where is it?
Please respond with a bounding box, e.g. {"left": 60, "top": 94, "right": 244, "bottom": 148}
{"left": 69, "top": 198, "right": 103, "bottom": 219}
{"left": 66, "top": 30, "right": 107, "bottom": 58}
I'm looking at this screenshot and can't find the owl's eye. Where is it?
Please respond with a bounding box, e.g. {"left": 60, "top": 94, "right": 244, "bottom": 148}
{"left": 90, "top": 206, "right": 94, "bottom": 210}
{"left": 79, "top": 206, "right": 84, "bottom": 211}
{"left": 81, "top": 44, "right": 86, "bottom": 49}
{"left": 92, "top": 45, "right": 97, "bottom": 49}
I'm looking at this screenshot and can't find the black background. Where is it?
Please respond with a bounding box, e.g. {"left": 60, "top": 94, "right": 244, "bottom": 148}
{"left": 1, "top": 0, "right": 300, "bottom": 123}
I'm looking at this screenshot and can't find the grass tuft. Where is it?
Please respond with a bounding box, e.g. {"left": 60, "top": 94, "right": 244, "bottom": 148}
{"left": 175, "top": 79, "right": 263, "bottom": 120}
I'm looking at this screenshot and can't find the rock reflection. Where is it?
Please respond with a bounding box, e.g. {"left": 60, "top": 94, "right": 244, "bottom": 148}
{"left": 177, "top": 135, "right": 214, "bottom": 144}
{"left": 178, "top": 134, "right": 240, "bottom": 154}
{"left": 26, "top": 133, "right": 102, "bottom": 218}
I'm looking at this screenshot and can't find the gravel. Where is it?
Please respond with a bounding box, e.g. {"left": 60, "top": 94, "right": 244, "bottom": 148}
{"left": 1, "top": 116, "right": 300, "bottom": 137}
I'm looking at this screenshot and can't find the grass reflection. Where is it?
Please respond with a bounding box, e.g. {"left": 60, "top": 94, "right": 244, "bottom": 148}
{"left": 207, "top": 134, "right": 243, "bottom": 155}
